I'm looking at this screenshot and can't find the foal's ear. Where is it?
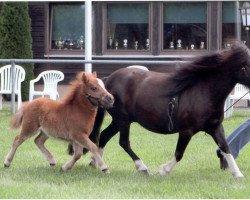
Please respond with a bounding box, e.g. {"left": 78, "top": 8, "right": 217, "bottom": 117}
{"left": 81, "top": 72, "right": 89, "bottom": 84}
{"left": 92, "top": 71, "right": 97, "bottom": 78}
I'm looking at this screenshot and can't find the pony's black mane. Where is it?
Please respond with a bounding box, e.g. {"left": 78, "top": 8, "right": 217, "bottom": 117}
{"left": 167, "top": 42, "right": 249, "bottom": 97}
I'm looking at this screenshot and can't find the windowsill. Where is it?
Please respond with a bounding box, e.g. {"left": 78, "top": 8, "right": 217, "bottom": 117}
{"left": 44, "top": 53, "right": 194, "bottom": 60}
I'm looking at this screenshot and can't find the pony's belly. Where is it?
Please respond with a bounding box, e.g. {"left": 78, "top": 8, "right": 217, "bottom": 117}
{"left": 137, "top": 120, "right": 177, "bottom": 134}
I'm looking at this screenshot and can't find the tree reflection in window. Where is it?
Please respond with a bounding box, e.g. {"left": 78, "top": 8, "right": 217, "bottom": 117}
{"left": 163, "top": 2, "right": 207, "bottom": 50}
{"left": 107, "top": 3, "right": 149, "bottom": 50}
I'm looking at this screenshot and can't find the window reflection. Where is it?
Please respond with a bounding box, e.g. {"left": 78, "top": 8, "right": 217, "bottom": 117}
{"left": 107, "top": 3, "right": 149, "bottom": 50}
{"left": 51, "top": 4, "right": 85, "bottom": 50}
{"left": 222, "top": 2, "right": 241, "bottom": 48}
{"left": 163, "top": 2, "right": 207, "bottom": 50}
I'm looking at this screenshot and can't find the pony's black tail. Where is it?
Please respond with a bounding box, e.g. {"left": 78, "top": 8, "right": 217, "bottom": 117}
{"left": 68, "top": 107, "right": 106, "bottom": 155}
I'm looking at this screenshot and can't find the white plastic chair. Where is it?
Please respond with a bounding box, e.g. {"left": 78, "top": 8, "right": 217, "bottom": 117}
{"left": 229, "top": 84, "right": 250, "bottom": 102}
{"left": 224, "top": 84, "right": 250, "bottom": 117}
{"left": 29, "top": 70, "right": 64, "bottom": 101}
{"left": 0, "top": 65, "right": 26, "bottom": 110}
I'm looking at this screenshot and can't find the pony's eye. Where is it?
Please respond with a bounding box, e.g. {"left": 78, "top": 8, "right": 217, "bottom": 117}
{"left": 91, "top": 86, "right": 97, "bottom": 91}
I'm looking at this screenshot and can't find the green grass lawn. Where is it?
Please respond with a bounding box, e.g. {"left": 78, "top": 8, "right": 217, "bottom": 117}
{"left": 0, "top": 105, "right": 250, "bottom": 198}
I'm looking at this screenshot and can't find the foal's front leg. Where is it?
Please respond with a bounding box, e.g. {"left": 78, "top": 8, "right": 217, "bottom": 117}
{"left": 61, "top": 143, "right": 83, "bottom": 171}
{"left": 83, "top": 135, "right": 109, "bottom": 174}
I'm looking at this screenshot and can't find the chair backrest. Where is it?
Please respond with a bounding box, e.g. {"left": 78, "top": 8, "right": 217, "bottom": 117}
{"left": 38, "top": 70, "right": 64, "bottom": 92}
{"left": 230, "top": 83, "right": 250, "bottom": 100}
{"left": 0, "top": 65, "right": 25, "bottom": 94}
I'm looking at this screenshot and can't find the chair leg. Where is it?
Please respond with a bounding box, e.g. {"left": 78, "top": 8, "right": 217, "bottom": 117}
{"left": 17, "top": 93, "right": 22, "bottom": 110}
{"left": 29, "top": 92, "right": 33, "bottom": 102}
{"left": 0, "top": 94, "right": 2, "bottom": 110}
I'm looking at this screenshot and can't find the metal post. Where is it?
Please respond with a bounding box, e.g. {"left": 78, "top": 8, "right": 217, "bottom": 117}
{"left": 85, "top": 0, "right": 92, "bottom": 73}
{"left": 246, "top": 27, "right": 250, "bottom": 48}
{"left": 10, "top": 61, "right": 16, "bottom": 114}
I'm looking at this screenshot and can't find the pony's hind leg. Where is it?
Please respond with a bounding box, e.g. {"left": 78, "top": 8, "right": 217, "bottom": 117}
{"left": 90, "top": 121, "right": 119, "bottom": 168}
{"left": 159, "top": 130, "right": 193, "bottom": 176}
{"left": 34, "top": 131, "right": 56, "bottom": 166}
{"left": 209, "top": 125, "right": 244, "bottom": 178}
{"left": 61, "top": 143, "right": 83, "bottom": 171}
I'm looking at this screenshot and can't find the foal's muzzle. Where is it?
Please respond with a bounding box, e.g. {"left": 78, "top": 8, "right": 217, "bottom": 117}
{"left": 101, "top": 94, "right": 114, "bottom": 109}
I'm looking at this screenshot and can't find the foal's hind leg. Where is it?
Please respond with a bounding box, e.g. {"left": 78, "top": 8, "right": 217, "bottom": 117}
{"left": 4, "top": 122, "right": 38, "bottom": 168}
{"left": 209, "top": 125, "right": 243, "bottom": 178}
{"left": 4, "top": 134, "right": 31, "bottom": 167}
{"left": 61, "top": 143, "right": 83, "bottom": 171}
{"left": 34, "top": 131, "right": 56, "bottom": 166}
{"left": 159, "top": 130, "right": 193, "bottom": 176}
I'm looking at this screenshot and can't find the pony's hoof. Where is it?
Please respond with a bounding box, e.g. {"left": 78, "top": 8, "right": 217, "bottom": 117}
{"left": 50, "top": 163, "right": 56, "bottom": 167}
{"left": 216, "top": 149, "right": 228, "bottom": 170}
{"left": 139, "top": 169, "right": 149, "bottom": 176}
{"left": 102, "top": 168, "right": 110, "bottom": 174}
{"left": 233, "top": 172, "right": 244, "bottom": 179}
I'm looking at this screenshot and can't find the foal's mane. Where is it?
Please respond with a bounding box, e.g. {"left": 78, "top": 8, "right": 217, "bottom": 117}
{"left": 167, "top": 42, "right": 249, "bottom": 97}
{"left": 62, "top": 72, "right": 85, "bottom": 104}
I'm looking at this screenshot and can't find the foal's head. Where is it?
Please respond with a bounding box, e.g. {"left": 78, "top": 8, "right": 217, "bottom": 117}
{"left": 76, "top": 71, "right": 114, "bottom": 109}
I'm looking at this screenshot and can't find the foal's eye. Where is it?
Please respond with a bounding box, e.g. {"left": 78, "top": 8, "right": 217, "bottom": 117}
{"left": 91, "top": 86, "right": 97, "bottom": 91}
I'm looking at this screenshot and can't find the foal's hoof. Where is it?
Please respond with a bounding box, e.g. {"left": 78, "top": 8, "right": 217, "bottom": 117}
{"left": 89, "top": 160, "right": 97, "bottom": 169}
{"left": 158, "top": 165, "right": 170, "bottom": 176}
{"left": 4, "top": 163, "right": 10, "bottom": 168}
{"left": 50, "top": 163, "right": 56, "bottom": 167}
{"left": 102, "top": 168, "right": 110, "bottom": 174}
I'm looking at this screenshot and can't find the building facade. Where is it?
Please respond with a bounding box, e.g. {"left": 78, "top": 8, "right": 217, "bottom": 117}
{"left": 26, "top": 1, "right": 249, "bottom": 82}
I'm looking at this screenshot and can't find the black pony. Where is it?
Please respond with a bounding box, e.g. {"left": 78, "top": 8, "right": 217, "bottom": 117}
{"left": 71, "top": 42, "right": 250, "bottom": 178}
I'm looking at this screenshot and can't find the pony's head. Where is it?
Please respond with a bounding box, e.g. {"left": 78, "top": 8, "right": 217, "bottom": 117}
{"left": 77, "top": 71, "right": 114, "bottom": 109}
{"left": 229, "top": 42, "right": 250, "bottom": 87}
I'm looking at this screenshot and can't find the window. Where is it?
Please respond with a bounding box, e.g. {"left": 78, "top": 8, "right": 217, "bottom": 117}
{"left": 163, "top": 2, "right": 207, "bottom": 51}
{"left": 50, "top": 4, "right": 85, "bottom": 51}
{"left": 106, "top": 3, "right": 150, "bottom": 51}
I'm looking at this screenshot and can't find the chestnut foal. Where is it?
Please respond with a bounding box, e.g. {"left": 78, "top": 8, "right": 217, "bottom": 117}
{"left": 4, "top": 71, "right": 114, "bottom": 174}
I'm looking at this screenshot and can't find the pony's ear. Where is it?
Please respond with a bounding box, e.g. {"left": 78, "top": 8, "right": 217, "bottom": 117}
{"left": 92, "top": 71, "right": 97, "bottom": 78}
{"left": 82, "top": 72, "right": 89, "bottom": 83}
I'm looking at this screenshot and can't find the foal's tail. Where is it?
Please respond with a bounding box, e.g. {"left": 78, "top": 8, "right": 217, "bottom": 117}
{"left": 68, "top": 107, "right": 106, "bottom": 155}
{"left": 9, "top": 106, "right": 24, "bottom": 129}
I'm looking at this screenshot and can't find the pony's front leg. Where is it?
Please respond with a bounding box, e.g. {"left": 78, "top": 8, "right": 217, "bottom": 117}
{"left": 209, "top": 125, "right": 244, "bottom": 178}
{"left": 61, "top": 143, "right": 83, "bottom": 171}
{"left": 159, "top": 130, "right": 193, "bottom": 176}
